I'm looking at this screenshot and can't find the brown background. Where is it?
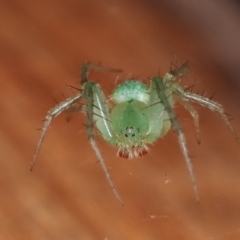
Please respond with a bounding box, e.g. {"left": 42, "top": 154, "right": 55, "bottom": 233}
{"left": 1, "top": 0, "right": 240, "bottom": 239}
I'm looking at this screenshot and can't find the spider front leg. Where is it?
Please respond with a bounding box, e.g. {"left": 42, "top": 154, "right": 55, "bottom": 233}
{"left": 31, "top": 93, "right": 82, "bottom": 170}
{"left": 81, "top": 63, "right": 124, "bottom": 205}
{"left": 151, "top": 76, "right": 200, "bottom": 202}
{"left": 82, "top": 81, "right": 124, "bottom": 205}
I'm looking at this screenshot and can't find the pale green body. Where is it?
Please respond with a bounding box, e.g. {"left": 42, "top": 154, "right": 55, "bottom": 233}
{"left": 93, "top": 79, "right": 173, "bottom": 158}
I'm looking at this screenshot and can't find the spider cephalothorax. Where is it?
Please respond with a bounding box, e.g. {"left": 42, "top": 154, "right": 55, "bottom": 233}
{"left": 31, "top": 62, "right": 238, "bottom": 205}
{"left": 107, "top": 80, "right": 161, "bottom": 158}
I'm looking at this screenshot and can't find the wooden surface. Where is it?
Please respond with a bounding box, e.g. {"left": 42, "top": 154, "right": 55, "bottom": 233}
{"left": 1, "top": 0, "right": 240, "bottom": 239}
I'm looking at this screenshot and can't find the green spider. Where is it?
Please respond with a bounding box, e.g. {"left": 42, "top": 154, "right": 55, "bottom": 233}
{"left": 31, "top": 62, "right": 238, "bottom": 205}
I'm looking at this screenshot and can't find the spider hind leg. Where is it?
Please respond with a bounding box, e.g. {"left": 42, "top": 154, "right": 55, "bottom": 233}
{"left": 174, "top": 85, "right": 240, "bottom": 145}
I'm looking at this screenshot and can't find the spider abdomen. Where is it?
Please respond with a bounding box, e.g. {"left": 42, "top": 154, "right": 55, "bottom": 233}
{"left": 112, "top": 80, "right": 149, "bottom": 104}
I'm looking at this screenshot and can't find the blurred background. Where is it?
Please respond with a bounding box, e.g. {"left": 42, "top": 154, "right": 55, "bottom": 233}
{"left": 1, "top": 0, "right": 240, "bottom": 239}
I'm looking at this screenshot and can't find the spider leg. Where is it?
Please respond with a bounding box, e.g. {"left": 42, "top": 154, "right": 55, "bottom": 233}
{"left": 89, "top": 138, "right": 123, "bottom": 205}
{"left": 81, "top": 62, "right": 122, "bottom": 85}
{"left": 175, "top": 88, "right": 239, "bottom": 145}
{"left": 31, "top": 93, "right": 82, "bottom": 170}
{"left": 83, "top": 78, "right": 123, "bottom": 205}
{"left": 153, "top": 76, "right": 199, "bottom": 202}
{"left": 175, "top": 95, "right": 201, "bottom": 144}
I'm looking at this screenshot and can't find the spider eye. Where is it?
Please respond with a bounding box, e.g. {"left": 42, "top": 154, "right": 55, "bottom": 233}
{"left": 124, "top": 126, "right": 136, "bottom": 137}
